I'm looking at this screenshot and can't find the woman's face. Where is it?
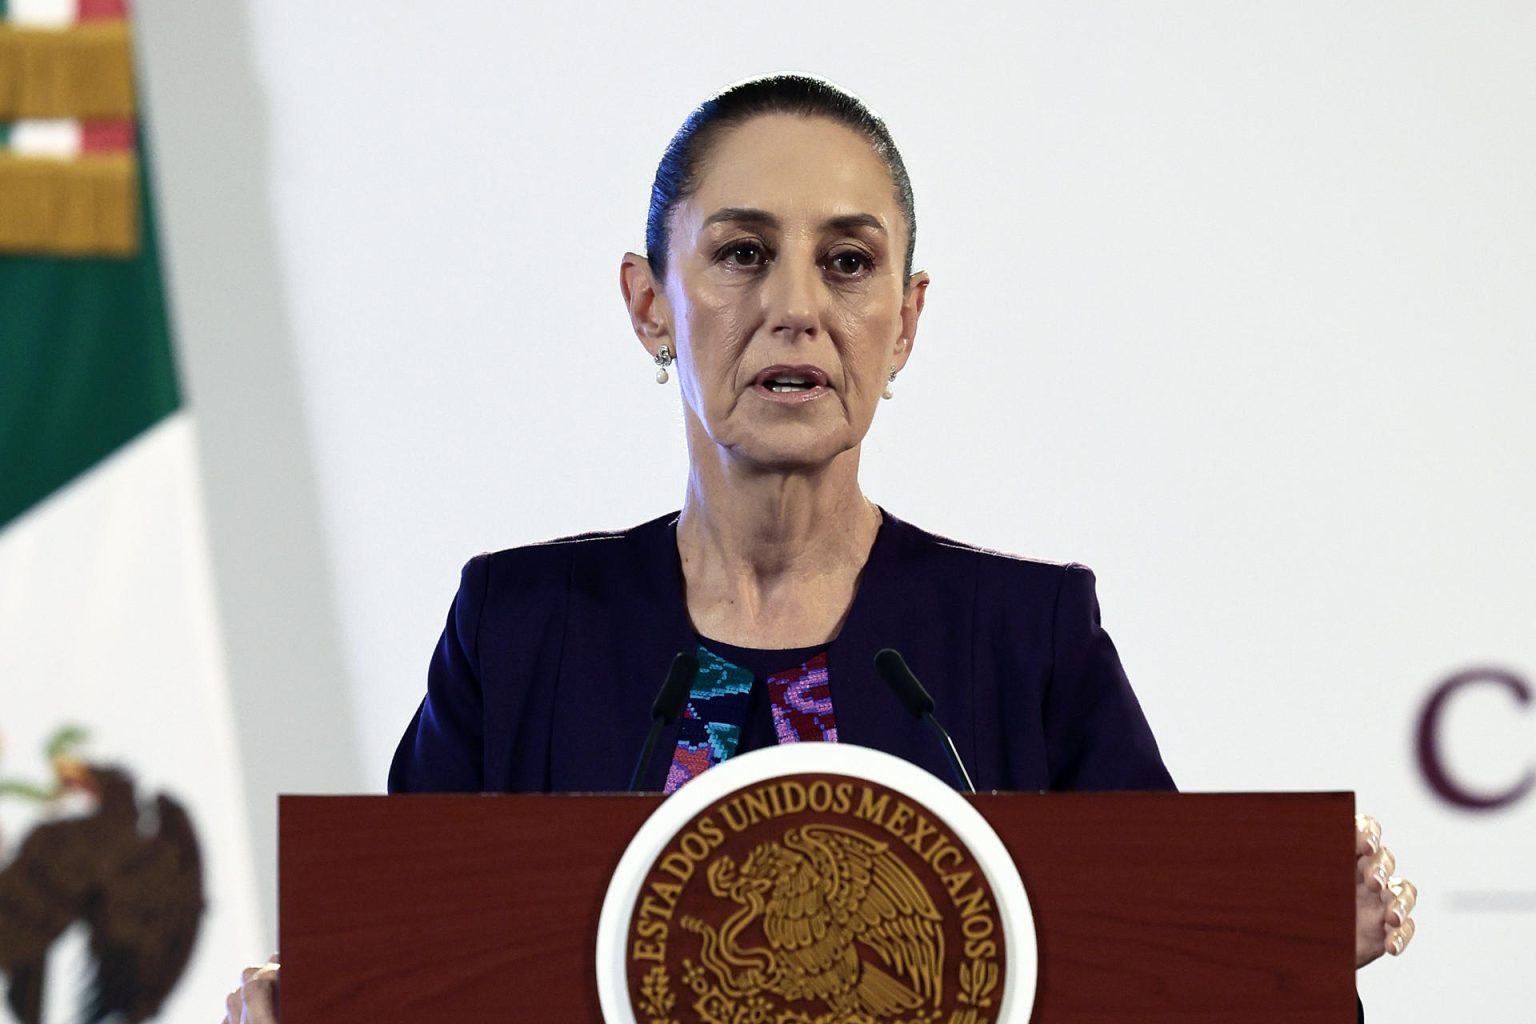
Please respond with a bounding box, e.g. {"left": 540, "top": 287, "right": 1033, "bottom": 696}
{"left": 628, "top": 114, "right": 927, "bottom": 474}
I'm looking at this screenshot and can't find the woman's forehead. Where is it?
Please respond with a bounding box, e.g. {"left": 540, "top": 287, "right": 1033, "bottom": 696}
{"left": 684, "top": 115, "right": 901, "bottom": 229}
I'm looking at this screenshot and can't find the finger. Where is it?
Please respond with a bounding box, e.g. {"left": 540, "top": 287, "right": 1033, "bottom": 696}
{"left": 270, "top": 951, "right": 281, "bottom": 965}
{"left": 1388, "top": 877, "right": 1418, "bottom": 913}
{"left": 225, "top": 989, "right": 241, "bottom": 1023}
{"left": 241, "top": 966, "right": 278, "bottom": 1023}
{"left": 1360, "top": 847, "right": 1395, "bottom": 891}
{"left": 1387, "top": 876, "right": 1417, "bottom": 925}
{"left": 1355, "top": 814, "right": 1382, "bottom": 856}
{"left": 1387, "top": 916, "right": 1416, "bottom": 955}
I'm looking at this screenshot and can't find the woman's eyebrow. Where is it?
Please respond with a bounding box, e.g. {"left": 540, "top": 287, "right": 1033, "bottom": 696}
{"left": 700, "top": 209, "right": 886, "bottom": 235}
{"left": 825, "top": 213, "right": 885, "bottom": 235}
{"left": 703, "top": 207, "right": 778, "bottom": 229}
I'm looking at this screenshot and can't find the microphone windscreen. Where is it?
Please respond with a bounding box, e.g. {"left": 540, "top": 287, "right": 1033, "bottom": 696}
{"left": 873, "top": 648, "right": 936, "bottom": 718}
{"left": 652, "top": 651, "right": 697, "bottom": 722}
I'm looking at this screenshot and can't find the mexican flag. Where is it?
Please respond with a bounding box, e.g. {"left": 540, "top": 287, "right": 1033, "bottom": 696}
{"left": 1, "top": 2, "right": 262, "bottom": 1021}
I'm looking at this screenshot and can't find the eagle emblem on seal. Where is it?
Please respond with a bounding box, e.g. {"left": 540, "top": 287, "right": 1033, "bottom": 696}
{"left": 681, "top": 823, "right": 944, "bottom": 1018}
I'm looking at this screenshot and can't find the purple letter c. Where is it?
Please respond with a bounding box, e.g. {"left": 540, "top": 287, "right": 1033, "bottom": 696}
{"left": 1416, "top": 668, "right": 1533, "bottom": 812}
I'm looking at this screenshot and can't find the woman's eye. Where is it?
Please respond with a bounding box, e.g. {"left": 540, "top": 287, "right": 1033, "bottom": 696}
{"left": 720, "top": 242, "right": 768, "bottom": 267}
{"left": 827, "top": 250, "right": 873, "bottom": 277}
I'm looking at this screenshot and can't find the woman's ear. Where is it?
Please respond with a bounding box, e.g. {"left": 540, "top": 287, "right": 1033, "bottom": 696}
{"left": 620, "top": 253, "right": 673, "bottom": 357}
{"left": 895, "top": 271, "right": 930, "bottom": 372}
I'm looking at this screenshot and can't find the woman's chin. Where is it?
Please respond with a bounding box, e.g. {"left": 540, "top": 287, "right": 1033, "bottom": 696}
{"left": 726, "top": 436, "right": 859, "bottom": 476}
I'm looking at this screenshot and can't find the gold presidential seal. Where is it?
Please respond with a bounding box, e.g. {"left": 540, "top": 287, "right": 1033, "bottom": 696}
{"left": 624, "top": 773, "right": 1005, "bottom": 1024}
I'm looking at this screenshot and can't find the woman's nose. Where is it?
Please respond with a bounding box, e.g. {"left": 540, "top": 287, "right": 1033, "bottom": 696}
{"left": 760, "top": 253, "right": 821, "bottom": 341}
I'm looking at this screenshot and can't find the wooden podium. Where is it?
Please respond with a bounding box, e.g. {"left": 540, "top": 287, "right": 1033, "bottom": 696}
{"left": 279, "top": 791, "right": 1355, "bottom": 1022}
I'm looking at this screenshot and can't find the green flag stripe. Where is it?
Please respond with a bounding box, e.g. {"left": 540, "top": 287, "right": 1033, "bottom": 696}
{"left": 0, "top": 126, "right": 182, "bottom": 529}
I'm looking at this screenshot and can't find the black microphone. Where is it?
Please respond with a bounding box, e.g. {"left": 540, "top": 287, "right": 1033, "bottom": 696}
{"left": 627, "top": 651, "right": 698, "bottom": 792}
{"left": 874, "top": 648, "right": 976, "bottom": 793}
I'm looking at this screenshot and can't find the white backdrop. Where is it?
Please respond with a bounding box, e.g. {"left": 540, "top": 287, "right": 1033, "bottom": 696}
{"left": 134, "top": 2, "right": 1534, "bottom": 1019}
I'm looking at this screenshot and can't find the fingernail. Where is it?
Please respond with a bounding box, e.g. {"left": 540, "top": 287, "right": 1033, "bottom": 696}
{"left": 1373, "top": 867, "right": 1388, "bottom": 891}
{"left": 1391, "top": 933, "right": 1405, "bottom": 955}
{"left": 1366, "top": 832, "right": 1379, "bottom": 854}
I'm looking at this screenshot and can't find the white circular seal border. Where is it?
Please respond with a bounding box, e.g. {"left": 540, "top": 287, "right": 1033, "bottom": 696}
{"left": 596, "top": 743, "right": 1038, "bottom": 1023}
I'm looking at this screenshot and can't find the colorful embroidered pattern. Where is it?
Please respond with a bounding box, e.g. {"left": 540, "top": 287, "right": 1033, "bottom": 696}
{"left": 663, "top": 647, "right": 754, "bottom": 794}
{"left": 767, "top": 652, "right": 838, "bottom": 744}
{"left": 663, "top": 646, "right": 841, "bottom": 794}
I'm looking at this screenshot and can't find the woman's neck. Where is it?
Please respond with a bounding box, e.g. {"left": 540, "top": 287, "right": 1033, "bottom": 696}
{"left": 675, "top": 448, "right": 881, "bottom": 648}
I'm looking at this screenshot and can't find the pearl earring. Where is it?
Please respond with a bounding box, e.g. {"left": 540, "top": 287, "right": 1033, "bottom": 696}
{"left": 654, "top": 345, "right": 673, "bottom": 384}
{"left": 883, "top": 368, "right": 897, "bottom": 400}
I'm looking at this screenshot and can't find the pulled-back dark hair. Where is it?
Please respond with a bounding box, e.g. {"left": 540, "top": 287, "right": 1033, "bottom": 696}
{"left": 645, "top": 74, "right": 917, "bottom": 282}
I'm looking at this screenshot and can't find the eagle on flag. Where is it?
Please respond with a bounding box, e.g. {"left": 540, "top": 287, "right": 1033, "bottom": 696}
{"left": 0, "top": 731, "right": 205, "bottom": 1024}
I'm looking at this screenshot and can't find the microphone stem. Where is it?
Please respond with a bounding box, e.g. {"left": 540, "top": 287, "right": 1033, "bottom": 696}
{"left": 924, "top": 714, "right": 976, "bottom": 793}
{"left": 628, "top": 718, "right": 666, "bottom": 793}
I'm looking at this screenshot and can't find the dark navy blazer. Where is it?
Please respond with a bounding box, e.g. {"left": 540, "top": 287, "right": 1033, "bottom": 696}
{"left": 389, "top": 510, "right": 1174, "bottom": 795}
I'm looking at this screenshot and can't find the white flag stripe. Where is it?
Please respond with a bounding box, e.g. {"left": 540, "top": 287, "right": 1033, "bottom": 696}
{"left": 0, "top": 413, "right": 262, "bottom": 1024}
{"left": 6, "top": 0, "right": 78, "bottom": 28}
{"left": 7, "top": 119, "right": 84, "bottom": 159}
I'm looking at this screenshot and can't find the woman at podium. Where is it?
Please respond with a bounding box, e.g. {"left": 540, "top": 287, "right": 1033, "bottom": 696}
{"left": 226, "top": 74, "right": 1412, "bottom": 1024}
{"left": 386, "top": 75, "right": 1175, "bottom": 798}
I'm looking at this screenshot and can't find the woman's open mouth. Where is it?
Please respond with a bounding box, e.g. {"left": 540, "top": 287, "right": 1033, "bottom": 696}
{"left": 751, "top": 365, "right": 829, "bottom": 404}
